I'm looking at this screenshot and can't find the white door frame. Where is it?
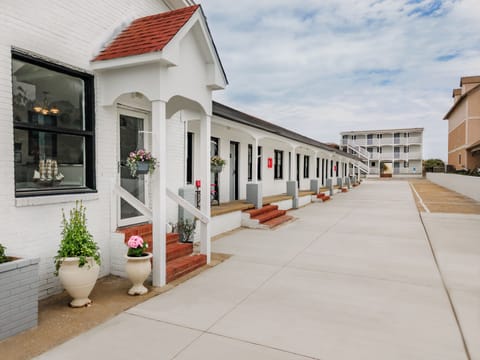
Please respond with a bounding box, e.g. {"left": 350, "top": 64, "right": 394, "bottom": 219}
{"left": 117, "top": 106, "right": 152, "bottom": 227}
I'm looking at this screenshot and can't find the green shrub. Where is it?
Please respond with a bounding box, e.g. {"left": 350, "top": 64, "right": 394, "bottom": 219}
{"left": 54, "top": 201, "right": 101, "bottom": 275}
{"left": 0, "top": 244, "right": 7, "bottom": 264}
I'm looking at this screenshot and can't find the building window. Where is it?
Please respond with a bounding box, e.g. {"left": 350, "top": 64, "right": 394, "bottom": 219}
{"left": 335, "top": 161, "right": 339, "bottom": 177}
{"left": 377, "top": 133, "right": 383, "bottom": 139}
{"left": 316, "top": 157, "right": 320, "bottom": 178}
{"left": 377, "top": 147, "right": 382, "bottom": 153}
{"left": 186, "top": 132, "right": 193, "bottom": 184}
{"left": 371, "top": 161, "right": 376, "bottom": 167}
{"left": 303, "top": 155, "right": 310, "bottom": 178}
{"left": 404, "top": 161, "right": 409, "bottom": 168}
{"left": 247, "top": 144, "right": 253, "bottom": 181}
{"left": 404, "top": 146, "right": 409, "bottom": 153}
{"left": 12, "top": 52, "right": 95, "bottom": 197}
{"left": 330, "top": 160, "right": 333, "bottom": 177}
{"left": 367, "top": 147, "right": 373, "bottom": 153}
{"left": 257, "top": 146, "right": 262, "bottom": 180}
{"left": 459, "top": 154, "right": 461, "bottom": 164}
{"left": 274, "top": 150, "right": 283, "bottom": 179}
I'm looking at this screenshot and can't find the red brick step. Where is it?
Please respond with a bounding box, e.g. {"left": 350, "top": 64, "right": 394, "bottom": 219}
{"left": 166, "top": 254, "right": 207, "bottom": 283}
{"left": 245, "top": 204, "right": 278, "bottom": 218}
{"left": 167, "top": 242, "right": 193, "bottom": 262}
{"left": 253, "top": 209, "right": 287, "bottom": 223}
{"left": 263, "top": 214, "right": 293, "bottom": 228}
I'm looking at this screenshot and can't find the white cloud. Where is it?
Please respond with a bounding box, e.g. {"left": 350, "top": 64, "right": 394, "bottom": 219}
{"left": 202, "top": 0, "right": 480, "bottom": 161}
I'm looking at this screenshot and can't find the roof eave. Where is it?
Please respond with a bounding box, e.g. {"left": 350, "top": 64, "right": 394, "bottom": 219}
{"left": 90, "top": 51, "right": 176, "bottom": 71}
{"left": 444, "top": 83, "right": 480, "bottom": 120}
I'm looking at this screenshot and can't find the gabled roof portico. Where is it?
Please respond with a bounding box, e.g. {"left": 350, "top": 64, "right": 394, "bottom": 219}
{"left": 91, "top": 5, "right": 227, "bottom": 287}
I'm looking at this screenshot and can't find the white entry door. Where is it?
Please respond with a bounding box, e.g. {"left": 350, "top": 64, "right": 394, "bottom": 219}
{"left": 118, "top": 110, "right": 150, "bottom": 227}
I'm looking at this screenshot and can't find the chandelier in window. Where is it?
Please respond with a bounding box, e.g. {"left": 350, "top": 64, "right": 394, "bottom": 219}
{"left": 33, "top": 91, "right": 60, "bottom": 115}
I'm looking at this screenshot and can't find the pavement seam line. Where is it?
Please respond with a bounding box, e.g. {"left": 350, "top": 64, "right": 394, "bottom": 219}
{"left": 200, "top": 206, "right": 353, "bottom": 346}
{"left": 203, "top": 331, "right": 322, "bottom": 360}
{"left": 410, "top": 183, "right": 430, "bottom": 213}
{"left": 418, "top": 212, "right": 471, "bottom": 360}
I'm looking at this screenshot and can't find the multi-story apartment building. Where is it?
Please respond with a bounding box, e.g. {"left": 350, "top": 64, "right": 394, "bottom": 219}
{"left": 340, "top": 128, "right": 424, "bottom": 177}
{"left": 444, "top": 76, "right": 480, "bottom": 170}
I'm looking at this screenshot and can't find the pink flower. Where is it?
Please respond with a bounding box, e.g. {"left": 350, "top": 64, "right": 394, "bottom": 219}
{"left": 127, "top": 235, "right": 144, "bottom": 249}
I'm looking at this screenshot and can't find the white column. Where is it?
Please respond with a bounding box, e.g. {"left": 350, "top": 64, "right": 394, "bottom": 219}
{"left": 291, "top": 147, "right": 296, "bottom": 181}
{"left": 252, "top": 138, "right": 258, "bottom": 183}
{"left": 200, "top": 114, "right": 211, "bottom": 264}
{"left": 151, "top": 100, "right": 167, "bottom": 287}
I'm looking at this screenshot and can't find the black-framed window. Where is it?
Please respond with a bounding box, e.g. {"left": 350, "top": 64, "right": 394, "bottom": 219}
{"left": 336, "top": 161, "right": 339, "bottom": 177}
{"left": 186, "top": 132, "right": 193, "bottom": 184}
{"left": 274, "top": 150, "right": 283, "bottom": 179}
{"left": 303, "top": 155, "right": 310, "bottom": 178}
{"left": 316, "top": 157, "right": 320, "bottom": 178}
{"left": 330, "top": 160, "right": 333, "bottom": 177}
{"left": 247, "top": 144, "right": 253, "bottom": 181}
{"left": 257, "top": 146, "right": 262, "bottom": 181}
{"left": 12, "top": 51, "right": 95, "bottom": 197}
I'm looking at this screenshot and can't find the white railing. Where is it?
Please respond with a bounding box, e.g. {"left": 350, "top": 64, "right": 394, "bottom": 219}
{"left": 407, "top": 136, "right": 422, "bottom": 144}
{"left": 347, "top": 144, "right": 370, "bottom": 160}
{"left": 166, "top": 188, "right": 209, "bottom": 224}
{"left": 357, "top": 161, "right": 369, "bottom": 174}
{"left": 113, "top": 184, "right": 152, "bottom": 220}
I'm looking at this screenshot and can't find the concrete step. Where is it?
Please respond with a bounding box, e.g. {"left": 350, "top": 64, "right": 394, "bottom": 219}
{"left": 166, "top": 242, "right": 193, "bottom": 262}
{"left": 166, "top": 254, "right": 207, "bottom": 283}
{"left": 262, "top": 214, "right": 294, "bottom": 228}
{"left": 244, "top": 204, "right": 278, "bottom": 218}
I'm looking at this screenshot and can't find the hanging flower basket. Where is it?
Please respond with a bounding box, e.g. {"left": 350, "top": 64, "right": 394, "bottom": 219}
{"left": 211, "top": 156, "right": 226, "bottom": 173}
{"left": 126, "top": 149, "right": 157, "bottom": 178}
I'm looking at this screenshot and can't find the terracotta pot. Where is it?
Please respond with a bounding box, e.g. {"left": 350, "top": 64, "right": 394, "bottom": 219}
{"left": 125, "top": 252, "right": 152, "bottom": 295}
{"left": 58, "top": 257, "right": 100, "bottom": 307}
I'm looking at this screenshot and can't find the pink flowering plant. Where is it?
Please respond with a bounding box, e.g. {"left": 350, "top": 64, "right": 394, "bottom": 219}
{"left": 126, "top": 149, "right": 157, "bottom": 177}
{"left": 126, "top": 235, "right": 149, "bottom": 257}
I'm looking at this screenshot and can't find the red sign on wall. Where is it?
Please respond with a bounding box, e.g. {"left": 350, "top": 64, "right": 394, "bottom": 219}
{"left": 267, "top": 157, "right": 273, "bottom": 168}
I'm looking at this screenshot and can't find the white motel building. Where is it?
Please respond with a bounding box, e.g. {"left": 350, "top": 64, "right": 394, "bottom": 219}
{"left": 1, "top": 0, "right": 366, "bottom": 303}
{"left": 340, "top": 128, "right": 424, "bottom": 177}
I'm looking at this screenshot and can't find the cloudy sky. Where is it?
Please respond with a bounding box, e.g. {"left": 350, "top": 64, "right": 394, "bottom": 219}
{"left": 200, "top": 0, "right": 480, "bottom": 161}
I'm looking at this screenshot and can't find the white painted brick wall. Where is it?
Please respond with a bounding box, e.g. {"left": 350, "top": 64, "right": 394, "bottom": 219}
{"left": 0, "top": 0, "right": 176, "bottom": 299}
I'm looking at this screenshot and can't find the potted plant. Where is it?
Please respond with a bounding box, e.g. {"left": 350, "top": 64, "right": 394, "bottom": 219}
{"left": 211, "top": 155, "right": 226, "bottom": 173}
{"left": 54, "top": 201, "right": 101, "bottom": 307}
{"left": 126, "top": 149, "right": 157, "bottom": 177}
{"left": 0, "top": 244, "right": 40, "bottom": 340}
{"left": 176, "top": 218, "right": 196, "bottom": 243}
{"left": 125, "top": 235, "right": 152, "bottom": 295}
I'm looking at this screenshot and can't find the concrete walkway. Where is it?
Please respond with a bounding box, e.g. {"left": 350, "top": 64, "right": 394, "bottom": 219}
{"left": 36, "top": 180, "right": 474, "bottom": 360}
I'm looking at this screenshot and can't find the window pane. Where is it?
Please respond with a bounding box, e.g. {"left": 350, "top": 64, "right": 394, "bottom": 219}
{"left": 12, "top": 59, "right": 85, "bottom": 130}
{"left": 14, "top": 129, "right": 85, "bottom": 191}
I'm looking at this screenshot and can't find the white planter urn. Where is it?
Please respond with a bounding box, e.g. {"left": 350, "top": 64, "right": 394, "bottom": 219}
{"left": 125, "top": 252, "right": 152, "bottom": 295}
{"left": 58, "top": 257, "right": 100, "bottom": 307}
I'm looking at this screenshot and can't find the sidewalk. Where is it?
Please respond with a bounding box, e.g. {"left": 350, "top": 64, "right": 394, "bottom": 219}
{"left": 35, "top": 180, "right": 474, "bottom": 360}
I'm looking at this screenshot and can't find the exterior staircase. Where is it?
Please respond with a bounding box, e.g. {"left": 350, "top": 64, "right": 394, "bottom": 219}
{"left": 117, "top": 224, "right": 206, "bottom": 283}
{"left": 242, "top": 204, "right": 293, "bottom": 229}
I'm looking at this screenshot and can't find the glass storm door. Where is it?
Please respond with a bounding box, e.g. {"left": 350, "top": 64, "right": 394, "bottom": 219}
{"left": 118, "top": 113, "right": 149, "bottom": 226}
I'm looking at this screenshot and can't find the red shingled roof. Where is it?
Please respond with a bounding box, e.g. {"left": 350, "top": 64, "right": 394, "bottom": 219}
{"left": 93, "top": 5, "right": 200, "bottom": 62}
